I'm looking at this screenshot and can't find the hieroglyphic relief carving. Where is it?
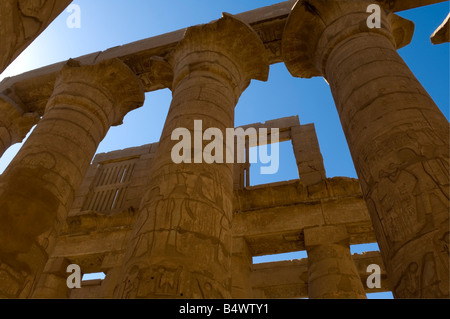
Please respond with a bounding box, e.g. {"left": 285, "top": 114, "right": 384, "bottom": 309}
{"left": 282, "top": 0, "right": 449, "bottom": 298}
{"left": 114, "top": 13, "right": 268, "bottom": 299}
{"left": 0, "top": 58, "right": 144, "bottom": 297}
{"left": 395, "top": 249, "right": 449, "bottom": 298}
{"left": 0, "top": 0, "right": 448, "bottom": 300}
{"left": 119, "top": 264, "right": 184, "bottom": 298}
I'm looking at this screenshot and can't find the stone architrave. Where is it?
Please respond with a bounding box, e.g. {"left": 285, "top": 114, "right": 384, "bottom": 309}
{"left": 304, "top": 225, "right": 367, "bottom": 299}
{"left": 0, "top": 94, "right": 39, "bottom": 157}
{"left": 0, "top": 58, "right": 144, "bottom": 298}
{"left": 282, "top": 0, "right": 450, "bottom": 298}
{"left": 114, "top": 13, "right": 269, "bottom": 299}
{"left": 0, "top": 0, "right": 73, "bottom": 74}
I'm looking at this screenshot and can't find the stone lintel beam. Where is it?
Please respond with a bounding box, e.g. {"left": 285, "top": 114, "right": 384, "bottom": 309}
{"left": 291, "top": 123, "right": 326, "bottom": 186}
{"left": 233, "top": 178, "right": 376, "bottom": 256}
{"left": 0, "top": 0, "right": 73, "bottom": 74}
{"left": 251, "top": 251, "right": 389, "bottom": 299}
{"left": 304, "top": 225, "right": 349, "bottom": 247}
{"left": 235, "top": 115, "right": 300, "bottom": 147}
{"left": 431, "top": 13, "right": 450, "bottom": 44}
{"left": 59, "top": 176, "right": 373, "bottom": 259}
{"left": 0, "top": 0, "right": 445, "bottom": 115}
{"left": 50, "top": 230, "right": 131, "bottom": 259}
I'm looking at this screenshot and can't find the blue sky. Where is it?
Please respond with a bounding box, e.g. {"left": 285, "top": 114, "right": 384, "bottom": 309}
{"left": 0, "top": 1, "right": 448, "bottom": 299}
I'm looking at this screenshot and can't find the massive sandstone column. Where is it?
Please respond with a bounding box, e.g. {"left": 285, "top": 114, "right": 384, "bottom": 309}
{"left": 282, "top": 0, "right": 450, "bottom": 298}
{"left": 305, "top": 226, "right": 366, "bottom": 299}
{"left": 0, "top": 58, "right": 144, "bottom": 298}
{"left": 231, "top": 237, "right": 254, "bottom": 298}
{"left": 0, "top": 94, "right": 39, "bottom": 157}
{"left": 0, "top": 0, "right": 72, "bottom": 74}
{"left": 114, "top": 13, "right": 268, "bottom": 299}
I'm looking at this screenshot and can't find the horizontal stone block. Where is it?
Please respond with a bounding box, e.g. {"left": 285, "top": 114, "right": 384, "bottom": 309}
{"left": 304, "top": 225, "right": 349, "bottom": 247}
{"left": 250, "top": 251, "right": 389, "bottom": 298}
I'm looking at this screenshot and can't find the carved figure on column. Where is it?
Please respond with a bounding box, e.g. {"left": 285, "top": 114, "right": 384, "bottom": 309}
{"left": 114, "top": 13, "right": 269, "bottom": 299}
{"left": 282, "top": 0, "right": 449, "bottom": 298}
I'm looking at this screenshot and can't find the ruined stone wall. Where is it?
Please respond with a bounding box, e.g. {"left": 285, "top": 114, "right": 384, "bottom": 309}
{"left": 31, "top": 117, "right": 388, "bottom": 299}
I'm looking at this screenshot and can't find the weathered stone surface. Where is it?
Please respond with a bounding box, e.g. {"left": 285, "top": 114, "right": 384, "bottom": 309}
{"left": 304, "top": 225, "right": 367, "bottom": 299}
{"left": 291, "top": 124, "right": 326, "bottom": 185}
{"left": 231, "top": 237, "right": 253, "bottom": 298}
{"left": 251, "top": 251, "right": 389, "bottom": 298}
{"left": 32, "top": 136, "right": 377, "bottom": 299}
{"left": 0, "top": 0, "right": 72, "bottom": 74}
{"left": 113, "top": 13, "right": 269, "bottom": 299}
{"left": 0, "top": 1, "right": 445, "bottom": 115}
{"left": 282, "top": 0, "right": 450, "bottom": 298}
{"left": 0, "top": 58, "right": 144, "bottom": 298}
{"left": 0, "top": 93, "right": 39, "bottom": 157}
{"left": 0, "top": 0, "right": 447, "bottom": 300}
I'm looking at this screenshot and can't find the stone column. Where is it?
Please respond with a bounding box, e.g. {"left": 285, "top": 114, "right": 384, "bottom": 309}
{"left": 30, "top": 257, "right": 71, "bottom": 298}
{"left": 231, "top": 237, "right": 253, "bottom": 298}
{"left": 282, "top": 0, "right": 450, "bottom": 298}
{"left": 114, "top": 13, "right": 268, "bottom": 299}
{"left": 0, "top": 58, "right": 144, "bottom": 298}
{"left": 0, "top": 94, "right": 39, "bottom": 157}
{"left": 0, "top": 0, "right": 72, "bottom": 73}
{"left": 305, "top": 225, "right": 366, "bottom": 299}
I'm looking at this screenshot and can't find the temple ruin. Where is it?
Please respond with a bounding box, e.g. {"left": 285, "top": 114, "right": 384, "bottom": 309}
{"left": 0, "top": 0, "right": 448, "bottom": 299}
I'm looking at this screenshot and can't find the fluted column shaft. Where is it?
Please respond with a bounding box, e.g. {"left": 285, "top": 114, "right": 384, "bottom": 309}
{"left": 114, "top": 13, "right": 268, "bottom": 299}
{"left": 0, "top": 58, "right": 144, "bottom": 298}
{"left": 283, "top": 0, "right": 449, "bottom": 298}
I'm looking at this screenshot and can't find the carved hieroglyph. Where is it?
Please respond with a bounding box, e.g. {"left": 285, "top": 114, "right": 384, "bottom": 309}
{"left": 0, "top": 58, "right": 144, "bottom": 298}
{"left": 114, "top": 13, "right": 269, "bottom": 299}
{"left": 0, "top": 0, "right": 72, "bottom": 74}
{"left": 282, "top": 0, "right": 450, "bottom": 298}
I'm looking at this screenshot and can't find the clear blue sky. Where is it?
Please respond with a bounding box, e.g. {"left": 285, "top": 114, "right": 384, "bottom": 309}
{"left": 0, "top": 1, "right": 448, "bottom": 299}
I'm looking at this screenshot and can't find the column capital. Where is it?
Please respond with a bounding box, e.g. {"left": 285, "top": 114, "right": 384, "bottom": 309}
{"left": 304, "top": 225, "right": 349, "bottom": 248}
{"left": 0, "top": 93, "right": 39, "bottom": 144}
{"left": 146, "top": 56, "right": 174, "bottom": 90}
{"left": 50, "top": 58, "right": 145, "bottom": 127}
{"left": 169, "top": 13, "right": 269, "bottom": 97}
{"left": 281, "top": 0, "right": 415, "bottom": 78}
